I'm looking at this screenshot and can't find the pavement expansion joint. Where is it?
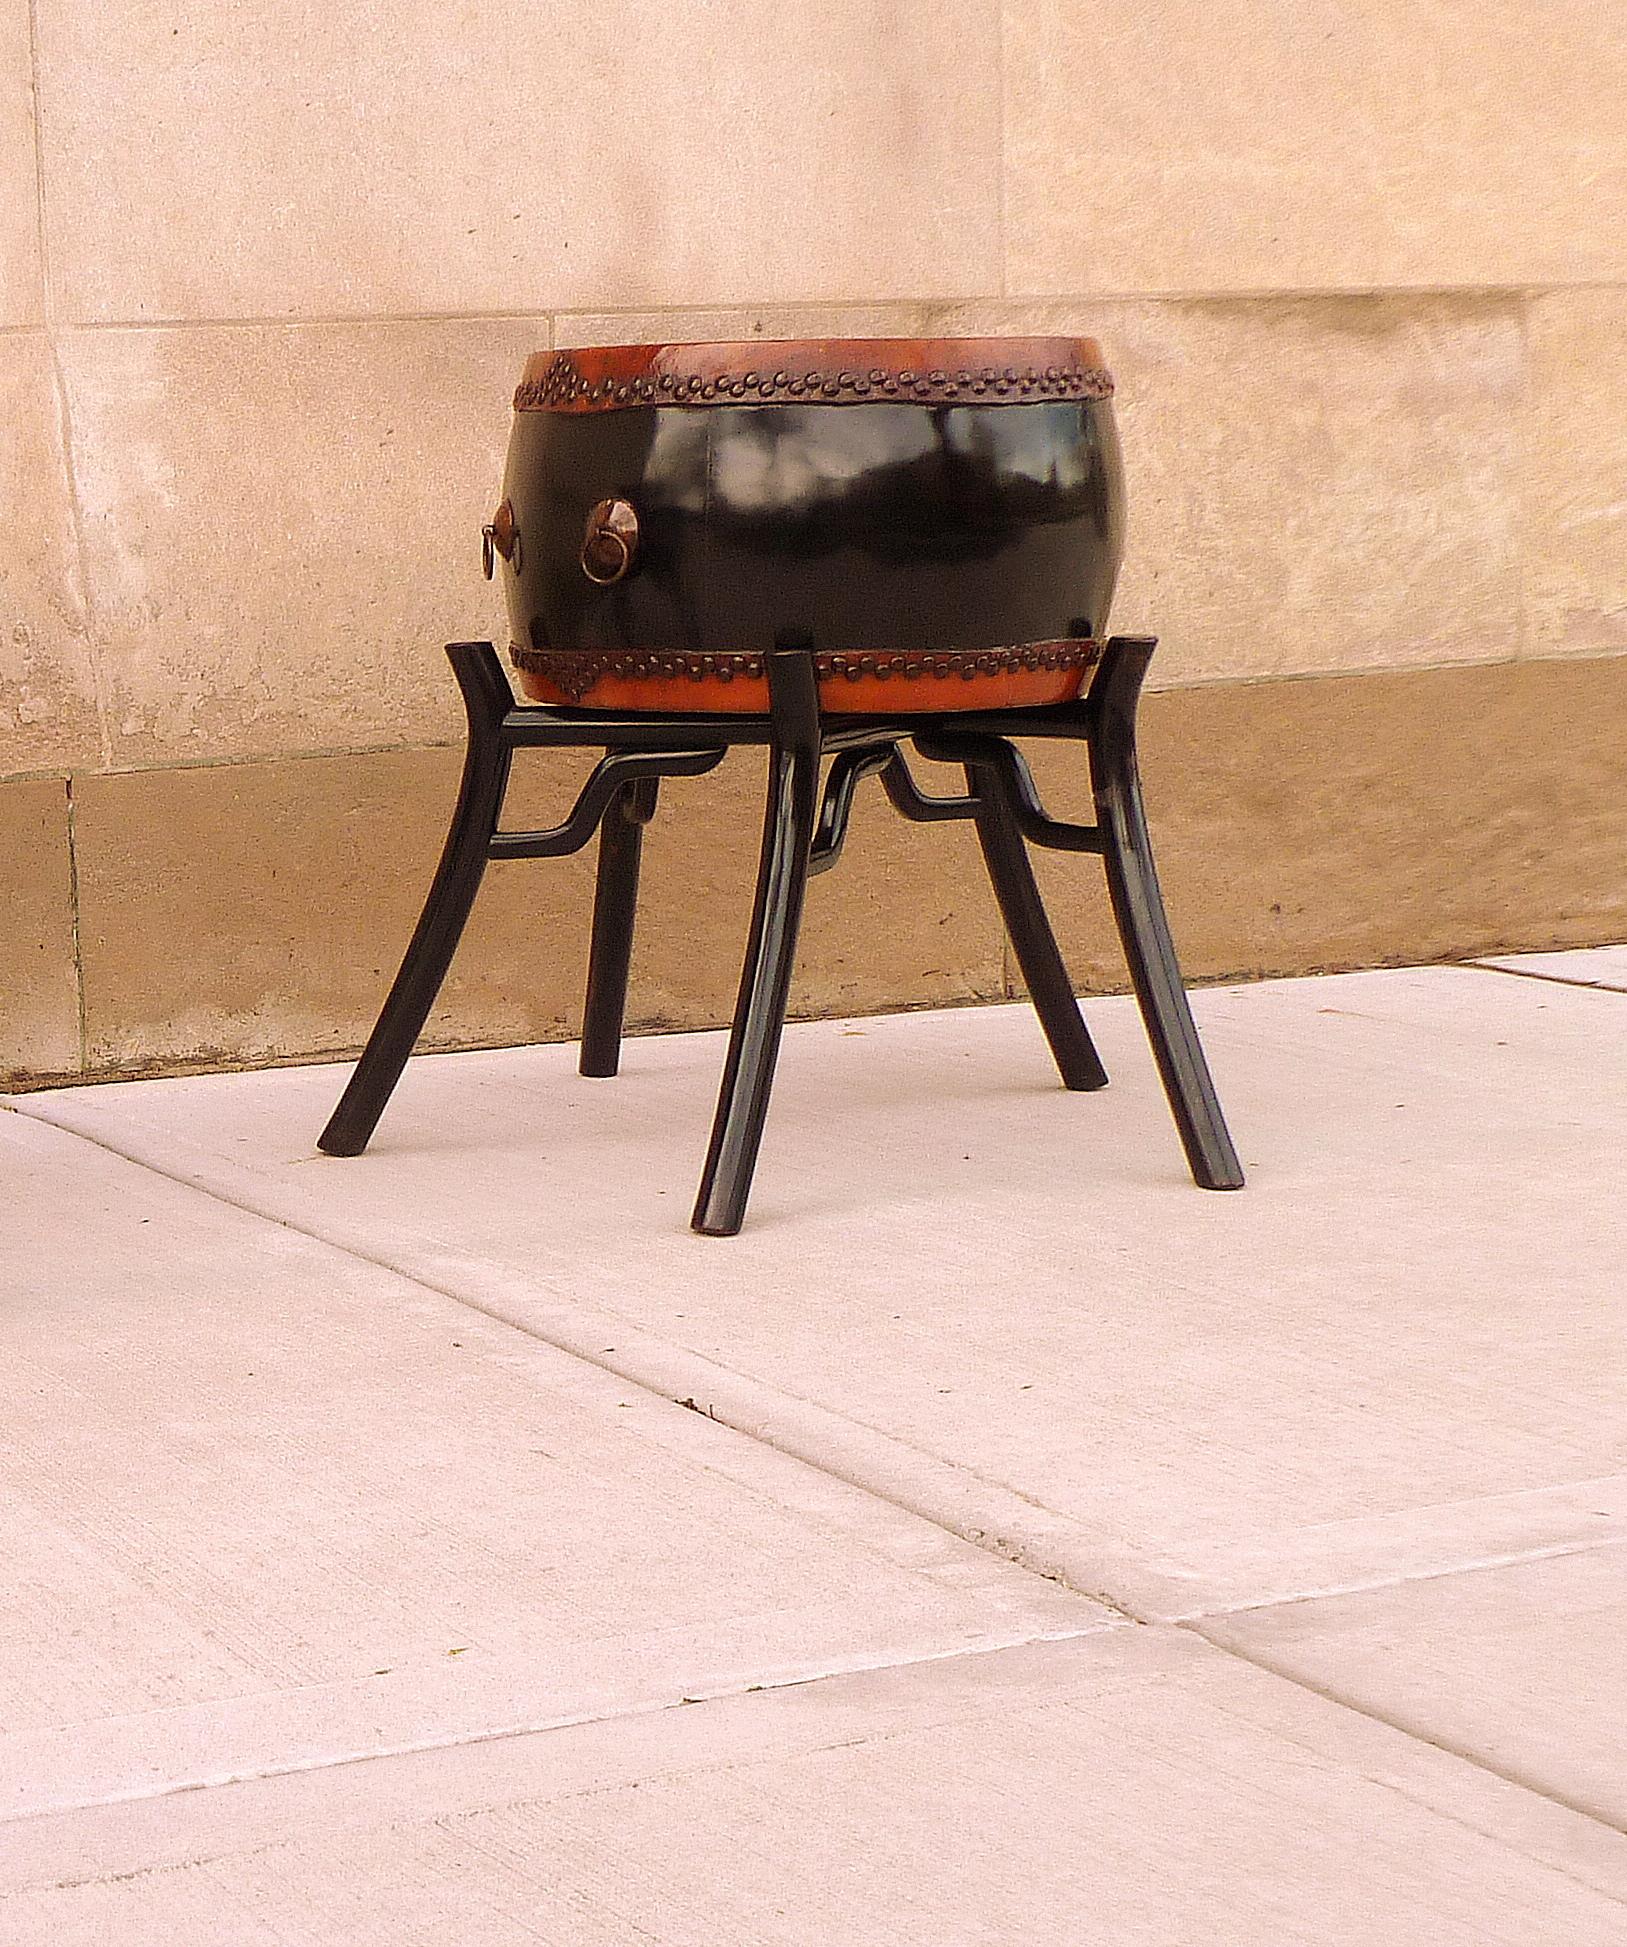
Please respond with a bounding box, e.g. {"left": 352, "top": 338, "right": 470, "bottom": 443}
{"left": 1188, "top": 1619, "right": 1627, "bottom": 1842}
{"left": 1466, "top": 961, "right": 1627, "bottom": 995}
{"left": 5, "top": 1622, "right": 1119, "bottom": 1829}
{"left": 1154, "top": 1527, "right": 1627, "bottom": 1626}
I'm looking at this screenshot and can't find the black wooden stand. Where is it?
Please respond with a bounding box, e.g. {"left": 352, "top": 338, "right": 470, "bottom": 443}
{"left": 319, "top": 636, "right": 1243, "bottom": 1234}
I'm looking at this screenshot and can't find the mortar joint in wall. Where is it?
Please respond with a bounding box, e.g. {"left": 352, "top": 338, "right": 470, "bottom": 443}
{"left": 63, "top": 774, "right": 88, "bottom": 1074}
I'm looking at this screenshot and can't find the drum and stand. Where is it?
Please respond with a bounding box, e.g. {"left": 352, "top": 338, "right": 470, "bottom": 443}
{"left": 318, "top": 339, "right": 1244, "bottom": 1233}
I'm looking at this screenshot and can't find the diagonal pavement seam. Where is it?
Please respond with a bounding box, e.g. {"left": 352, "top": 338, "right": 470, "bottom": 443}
{"left": 4, "top": 1096, "right": 1149, "bottom": 1621}
{"left": 0, "top": 1623, "right": 1112, "bottom": 1831}
{"left": 1185, "top": 1616, "right": 1627, "bottom": 1839}
{"left": 1465, "top": 961, "right": 1627, "bottom": 995}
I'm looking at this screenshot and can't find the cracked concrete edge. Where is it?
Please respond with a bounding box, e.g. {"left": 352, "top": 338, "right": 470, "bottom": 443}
{"left": 13, "top": 1093, "right": 1627, "bottom": 1633}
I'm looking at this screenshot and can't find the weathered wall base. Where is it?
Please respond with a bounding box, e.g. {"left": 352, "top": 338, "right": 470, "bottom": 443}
{"left": 4, "top": 651, "right": 1623, "bottom": 1091}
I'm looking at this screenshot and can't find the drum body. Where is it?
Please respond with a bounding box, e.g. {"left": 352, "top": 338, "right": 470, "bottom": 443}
{"left": 490, "top": 338, "right": 1126, "bottom": 714}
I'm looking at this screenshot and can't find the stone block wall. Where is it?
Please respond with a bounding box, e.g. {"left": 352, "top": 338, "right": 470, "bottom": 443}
{"left": 4, "top": 1, "right": 1625, "bottom": 1084}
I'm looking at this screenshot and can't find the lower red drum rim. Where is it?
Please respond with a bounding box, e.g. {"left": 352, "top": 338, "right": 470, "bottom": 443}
{"left": 510, "top": 640, "right": 1100, "bottom": 713}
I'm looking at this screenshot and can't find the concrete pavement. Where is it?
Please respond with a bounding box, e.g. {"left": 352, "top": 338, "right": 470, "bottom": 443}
{"left": 0, "top": 1113, "right": 1104, "bottom": 1823}
{"left": 5, "top": 949, "right": 1625, "bottom": 1938}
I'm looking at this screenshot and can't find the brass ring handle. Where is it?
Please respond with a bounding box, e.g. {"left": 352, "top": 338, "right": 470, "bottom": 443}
{"left": 581, "top": 528, "right": 631, "bottom": 584}
{"left": 482, "top": 498, "right": 520, "bottom": 579}
{"left": 581, "top": 497, "right": 640, "bottom": 585}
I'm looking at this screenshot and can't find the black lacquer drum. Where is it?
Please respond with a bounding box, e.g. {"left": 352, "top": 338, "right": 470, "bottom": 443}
{"left": 484, "top": 336, "right": 1125, "bottom": 714}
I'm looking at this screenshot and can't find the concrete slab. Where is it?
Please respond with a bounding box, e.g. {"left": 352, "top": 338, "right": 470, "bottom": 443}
{"left": 0, "top": 1111, "right": 1107, "bottom": 1823}
{"left": 20, "top": 966, "right": 1624, "bottom": 1625}
{"left": 1205, "top": 1542, "right": 1627, "bottom": 1831}
{"left": 1475, "top": 944, "right": 1627, "bottom": 991}
{"left": 6, "top": 1632, "right": 1627, "bottom": 1943}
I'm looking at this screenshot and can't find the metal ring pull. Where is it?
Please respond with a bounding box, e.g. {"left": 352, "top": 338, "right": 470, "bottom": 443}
{"left": 581, "top": 528, "right": 630, "bottom": 584}
{"left": 482, "top": 499, "right": 520, "bottom": 579}
{"left": 580, "top": 497, "right": 640, "bottom": 585}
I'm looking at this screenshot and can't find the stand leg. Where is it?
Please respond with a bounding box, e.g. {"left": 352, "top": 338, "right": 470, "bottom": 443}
{"left": 969, "top": 765, "right": 1109, "bottom": 1092}
{"left": 580, "top": 776, "right": 657, "bottom": 1077}
{"left": 319, "top": 642, "right": 514, "bottom": 1157}
{"left": 1088, "top": 638, "right": 1244, "bottom": 1189}
{"left": 691, "top": 636, "right": 821, "bottom": 1236}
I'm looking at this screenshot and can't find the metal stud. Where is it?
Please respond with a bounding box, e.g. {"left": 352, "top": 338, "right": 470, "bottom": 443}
{"left": 516, "top": 349, "right": 1113, "bottom": 412}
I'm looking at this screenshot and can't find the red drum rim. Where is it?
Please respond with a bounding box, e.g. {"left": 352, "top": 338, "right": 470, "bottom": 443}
{"left": 514, "top": 337, "right": 1113, "bottom": 413}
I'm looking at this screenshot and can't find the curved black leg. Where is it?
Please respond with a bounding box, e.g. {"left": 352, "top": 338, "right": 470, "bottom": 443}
{"left": 691, "top": 636, "right": 822, "bottom": 1236}
{"left": 580, "top": 776, "right": 657, "bottom": 1077}
{"left": 319, "top": 642, "right": 514, "bottom": 1157}
{"left": 968, "top": 766, "right": 1109, "bottom": 1092}
{"left": 1088, "top": 638, "right": 1244, "bottom": 1189}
